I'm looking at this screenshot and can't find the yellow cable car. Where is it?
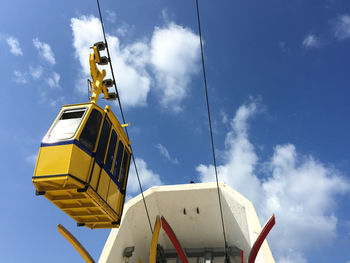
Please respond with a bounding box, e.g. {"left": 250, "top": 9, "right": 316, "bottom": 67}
{"left": 32, "top": 42, "right": 131, "bottom": 229}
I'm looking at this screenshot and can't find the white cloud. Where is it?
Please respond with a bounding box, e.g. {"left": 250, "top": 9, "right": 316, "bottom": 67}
{"left": 161, "top": 9, "right": 170, "bottom": 22}
{"left": 127, "top": 158, "right": 162, "bottom": 195}
{"left": 264, "top": 144, "right": 348, "bottom": 255}
{"left": 197, "top": 100, "right": 350, "bottom": 262}
{"left": 38, "top": 89, "right": 64, "bottom": 107}
{"left": 33, "top": 38, "right": 56, "bottom": 65}
{"left": 70, "top": 15, "right": 200, "bottom": 111}
{"left": 333, "top": 14, "right": 350, "bottom": 40}
{"left": 46, "top": 72, "right": 60, "bottom": 89}
{"left": 279, "top": 41, "right": 291, "bottom": 54}
{"left": 29, "top": 65, "right": 43, "bottom": 79}
{"left": 302, "top": 34, "right": 322, "bottom": 48}
{"left": 116, "top": 22, "right": 133, "bottom": 37}
{"left": 71, "top": 16, "right": 103, "bottom": 74}
{"left": 197, "top": 100, "right": 262, "bottom": 202}
{"left": 6, "top": 36, "right": 23, "bottom": 56}
{"left": 345, "top": 221, "right": 350, "bottom": 237}
{"left": 106, "top": 10, "right": 117, "bottom": 23}
{"left": 71, "top": 15, "right": 151, "bottom": 107}
{"left": 279, "top": 251, "right": 307, "bottom": 263}
{"left": 14, "top": 66, "right": 44, "bottom": 84}
{"left": 150, "top": 22, "right": 200, "bottom": 112}
{"left": 155, "top": 143, "right": 179, "bottom": 164}
{"left": 279, "top": 41, "right": 286, "bottom": 49}
{"left": 13, "top": 70, "right": 28, "bottom": 84}
{"left": 25, "top": 154, "right": 38, "bottom": 165}
{"left": 221, "top": 110, "right": 229, "bottom": 125}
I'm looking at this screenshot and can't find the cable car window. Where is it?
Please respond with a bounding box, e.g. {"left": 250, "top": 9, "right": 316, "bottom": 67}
{"left": 95, "top": 118, "right": 111, "bottom": 164}
{"left": 105, "top": 130, "right": 117, "bottom": 172}
{"left": 119, "top": 151, "right": 130, "bottom": 189}
{"left": 80, "top": 109, "right": 102, "bottom": 152}
{"left": 44, "top": 108, "right": 86, "bottom": 143}
{"left": 113, "top": 141, "right": 124, "bottom": 180}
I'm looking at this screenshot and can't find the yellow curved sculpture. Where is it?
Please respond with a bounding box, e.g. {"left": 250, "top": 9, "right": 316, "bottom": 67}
{"left": 149, "top": 216, "right": 161, "bottom": 263}
{"left": 57, "top": 224, "right": 95, "bottom": 263}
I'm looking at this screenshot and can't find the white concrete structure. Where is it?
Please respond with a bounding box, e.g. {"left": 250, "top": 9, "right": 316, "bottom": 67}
{"left": 99, "top": 183, "right": 275, "bottom": 263}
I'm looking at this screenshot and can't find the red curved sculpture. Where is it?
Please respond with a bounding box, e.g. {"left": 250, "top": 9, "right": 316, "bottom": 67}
{"left": 161, "top": 216, "right": 189, "bottom": 263}
{"left": 248, "top": 214, "right": 275, "bottom": 263}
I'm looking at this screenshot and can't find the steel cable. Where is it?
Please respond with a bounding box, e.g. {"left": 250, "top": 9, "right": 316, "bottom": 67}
{"left": 195, "top": 0, "right": 229, "bottom": 260}
{"left": 96, "top": 0, "right": 153, "bottom": 234}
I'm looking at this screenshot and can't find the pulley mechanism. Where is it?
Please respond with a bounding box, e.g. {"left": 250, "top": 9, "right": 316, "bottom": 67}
{"left": 89, "top": 41, "right": 117, "bottom": 103}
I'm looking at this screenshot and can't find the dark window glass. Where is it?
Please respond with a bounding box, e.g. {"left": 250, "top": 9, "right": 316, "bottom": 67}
{"left": 119, "top": 151, "right": 130, "bottom": 189}
{"left": 105, "top": 130, "right": 117, "bottom": 172}
{"left": 61, "top": 110, "right": 84, "bottom": 120}
{"left": 79, "top": 109, "right": 102, "bottom": 152}
{"left": 95, "top": 118, "right": 111, "bottom": 164}
{"left": 113, "top": 141, "right": 124, "bottom": 180}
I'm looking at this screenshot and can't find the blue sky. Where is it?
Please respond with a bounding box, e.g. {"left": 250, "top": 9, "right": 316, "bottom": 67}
{"left": 1, "top": 0, "right": 350, "bottom": 262}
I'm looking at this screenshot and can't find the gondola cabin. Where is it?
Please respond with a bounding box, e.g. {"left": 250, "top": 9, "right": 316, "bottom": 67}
{"left": 32, "top": 42, "right": 131, "bottom": 229}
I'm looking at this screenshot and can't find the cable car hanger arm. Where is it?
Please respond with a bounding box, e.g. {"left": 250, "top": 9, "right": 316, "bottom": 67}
{"left": 89, "top": 42, "right": 117, "bottom": 104}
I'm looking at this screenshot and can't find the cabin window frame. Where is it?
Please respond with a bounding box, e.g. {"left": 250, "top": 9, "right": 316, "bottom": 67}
{"left": 119, "top": 149, "right": 130, "bottom": 190}
{"left": 95, "top": 116, "right": 111, "bottom": 165}
{"left": 104, "top": 129, "right": 118, "bottom": 173}
{"left": 43, "top": 107, "right": 87, "bottom": 144}
{"left": 113, "top": 140, "right": 125, "bottom": 181}
{"left": 79, "top": 108, "right": 103, "bottom": 152}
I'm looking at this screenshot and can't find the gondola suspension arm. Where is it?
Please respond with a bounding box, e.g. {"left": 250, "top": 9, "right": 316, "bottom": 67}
{"left": 89, "top": 42, "right": 116, "bottom": 104}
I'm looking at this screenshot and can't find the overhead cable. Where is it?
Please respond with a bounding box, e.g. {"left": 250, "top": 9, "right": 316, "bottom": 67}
{"left": 194, "top": 0, "right": 229, "bottom": 260}
{"left": 96, "top": 0, "right": 153, "bottom": 234}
